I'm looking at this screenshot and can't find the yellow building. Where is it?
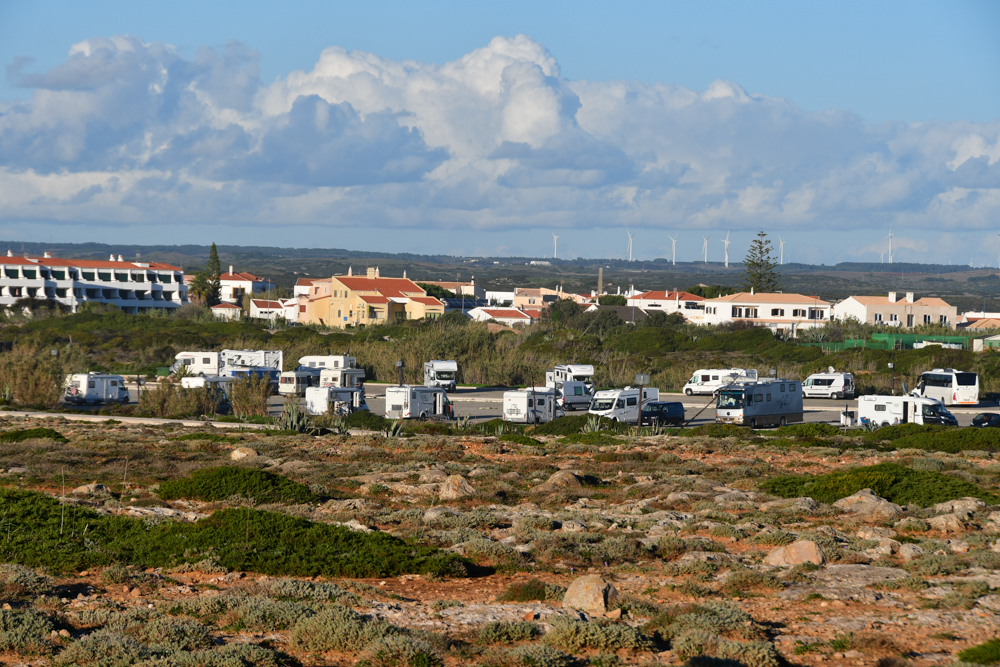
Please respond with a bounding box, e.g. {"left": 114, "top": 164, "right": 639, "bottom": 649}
{"left": 303, "top": 268, "right": 445, "bottom": 327}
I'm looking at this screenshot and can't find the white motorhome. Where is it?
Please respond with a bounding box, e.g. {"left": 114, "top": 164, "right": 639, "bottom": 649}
{"left": 384, "top": 385, "right": 453, "bottom": 420}
{"left": 913, "top": 369, "right": 979, "bottom": 406}
{"left": 858, "top": 394, "right": 958, "bottom": 427}
{"left": 502, "top": 387, "right": 564, "bottom": 424}
{"left": 716, "top": 379, "right": 804, "bottom": 428}
{"left": 278, "top": 370, "right": 318, "bottom": 397}
{"left": 802, "top": 368, "right": 855, "bottom": 399}
{"left": 588, "top": 387, "right": 660, "bottom": 423}
{"left": 172, "top": 349, "right": 283, "bottom": 376}
{"left": 424, "top": 360, "right": 458, "bottom": 392}
{"left": 298, "top": 355, "right": 358, "bottom": 371}
{"left": 553, "top": 380, "right": 592, "bottom": 411}
{"left": 305, "top": 386, "right": 368, "bottom": 416}
{"left": 683, "top": 368, "right": 758, "bottom": 396}
{"left": 64, "top": 373, "right": 129, "bottom": 405}
{"left": 180, "top": 375, "right": 232, "bottom": 409}
{"left": 545, "top": 364, "right": 596, "bottom": 393}
{"left": 319, "top": 367, "right": 366, "bottom": 389}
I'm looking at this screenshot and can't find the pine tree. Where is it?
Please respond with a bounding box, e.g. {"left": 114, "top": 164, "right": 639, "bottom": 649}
{"left": 740, "top": 231, "right": 780, "bottom": 293}
{"left": 206, "top": 242, "right": 222, "bottom": 307}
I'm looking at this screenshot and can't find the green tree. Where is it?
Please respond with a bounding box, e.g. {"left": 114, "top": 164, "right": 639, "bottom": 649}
{"left": 416, "top": 283, "right": 454, "bottom": 299}
{"left": 740, "top": 231, "right": 780, "bottom": 293}
{"left": 188, "top": 272, "right": 212, "bottom": 304}
{"left": 598, "top": 295, "right": 627, "bottom": 306}
{"left": 206, "top": 242, "right": 222, "bottom": 307}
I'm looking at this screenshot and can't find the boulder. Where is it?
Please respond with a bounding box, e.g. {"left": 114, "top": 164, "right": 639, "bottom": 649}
{"left": 856, "top": 526, "right": 897, "bottom": 540}
{"left": 560, "top": 520, "right": 588, "bottom": 533}
{"left": 832, "top": 488, "right": 903, "bottom": 521}
{"left": 530, "top": 470, "right": 582, "bottom": 494}
{"left": 763, "top": 539, "right": 825, "bottom": 567}
{"left": 759, "top": 497, "right": 819, "bottom": 513}
{"left": 467, "top": 467, "right": 491, "bottom": 478}
{"left": 562, "top": 575, "right": 620, "bottom": 614}
{"left": 931, "top": 498, "right": 984, "bottom": 515}
{"left": 230, "top": 447, "right": 258, "bottom": 461}
{"left": 438, "top": 475, "right": 476, "bottom": 500}
{"left": 898, "top": 543, "right": 924, "bottom": 561}
{"left": 72, "top": 482, "right": 111, "bottom": 495}
{"left": 928, "top": 513, "right": 967, "bottom": 533}
{"left": 418, "top": 469, "right": 449, "bottom": 483}
{"left": 423, "top": 506, "right": 461, "bottom": 523}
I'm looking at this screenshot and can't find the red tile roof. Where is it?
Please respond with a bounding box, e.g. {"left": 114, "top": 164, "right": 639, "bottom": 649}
{"left": 482, "top": 308, "right": 530, "bottom": 319}
{"left": 295, "top": 277, "right": 318, "bottom": 287}
{"left": 635, "top": 290, "right": 705, "bottom": 301}
{"left": 250, "top": 299, "right": 282, "bottom": 308}
{"left": 336, "top": 276, "right": 424, "bottom": 298}
{"left": 708, "top": 292, "right": 830, "bottom": 306}
{"left": 0, "top": 255, "right": 181, "bottom": 271}
{"left": 211, "top": 303, "right": 242, "bottom": 309}
{"left": 410, "top": 296, "right": 444, "bottom": 306}
{"left": 358, "top": 295, "right": 390, "bottom": 305}
{"left": 523, "top": 309, "right": 543, "bottom": 319}
{"left": 221, "top": 271, "right": 265, "bottom": 282}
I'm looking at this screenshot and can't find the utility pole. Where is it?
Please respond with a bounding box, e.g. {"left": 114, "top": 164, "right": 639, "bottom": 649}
{"left": 396, "top": 360, "right": 405, "bottom": 387}
{"left": 635, "top": 373, "right": 650, "bottom": 428}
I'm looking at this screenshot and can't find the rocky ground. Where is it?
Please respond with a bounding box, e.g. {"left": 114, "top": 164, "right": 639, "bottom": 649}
{"left": 0, "top": 416, "right": 998, "bottom": 667}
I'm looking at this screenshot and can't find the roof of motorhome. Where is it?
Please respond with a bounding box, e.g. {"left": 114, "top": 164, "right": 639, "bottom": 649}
{"left": 707, "top": 292, "right": 830, "bottom": 305}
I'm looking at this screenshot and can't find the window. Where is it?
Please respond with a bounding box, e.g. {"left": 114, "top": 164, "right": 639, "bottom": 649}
{"left": 906, "top": 314, "right": 914, "bottom": 327}
{"left": 923, "top": 315, "right": 931, "bottom": 324}
{"left": 792, "top": 309, "right": 806, "bottom": 317}
{"left": 771, "top": 308, "right": 785, "bottom": 317}
{"left": 616, "top": 399, "right": 624, "bottom": 409}
{"left": 939, "top": 315, "right": 948, "bottom": 325}
{"left": 710, "top": 375, "right": 718, "bottom": 381}
{"left": 766, "top": 394, "right": 771, "bottom": 401}
{"left": 780, "top": 384, "right": 785, "bottom": 392}
{"left": 51, "top": 270, "right": 65, "bottom": 280}
{"left": 538, "top": 398, "right": 545, "bottom": 406}
{"left": 809, "top": 308, "right": 825, "bottom": 320}
{"left": 109, "top": 380, "right": 117, "bottom": 387}
{"left": 626, "top": 397, "right": 637, "bottom": 406}
{"left": 527, "top": 399, "right": 534, "bottom": 408}
{"left": 889, "top": 314, "right": 898, "bottom": 322}
{"left": 88, "top": 381, "right": 95, "bottom": 388}
{"left": 202, "top": 358, "right": 211, "bottom": 365}
{"left": 874, "top": 313, "right": 883, "bottom": 322}
{"left": 23, "top": 269, "right": 36, "bottom": 279}
{"left": 755, "top": 393, "right": 763, "bottom": 402}
{"left": 875, "top": 404, "right": 886, "bottom": 412}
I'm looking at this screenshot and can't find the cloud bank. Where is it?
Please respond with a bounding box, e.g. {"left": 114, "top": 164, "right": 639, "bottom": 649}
{"left": 1, "top": 34, "right": 998, "bottom": 242}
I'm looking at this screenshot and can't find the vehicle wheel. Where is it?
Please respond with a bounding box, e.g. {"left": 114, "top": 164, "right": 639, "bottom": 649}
{"left": 749, "top": 419, "right": 756, "bottom": 429}
{"left": 420, "top": 412, "right": 427, "bottom": 420}
{"left": 612, "top": 417, "right": 618, "bottom": 423}
{"left": 779, "top": 416, "right": 787, "bottom": 427}
{"left": 685, "top": 388, "right": 693, "bottom": 396}
{"left": 882, "top": 421, "right": 890, "bottom": 428}
{"left": 121, "top": 396, "right": 129, "bottom": 405}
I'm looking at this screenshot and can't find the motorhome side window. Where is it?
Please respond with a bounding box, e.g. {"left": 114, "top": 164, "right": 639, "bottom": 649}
{"left": 755, "top": 394, "right": 763, "bottom": 402}
{"left": 780, "top": 384, "right": 785, "bottom": 392}
{"left": 766, "top": 394, "right": 771, "bottom": 401}
{"left": 875, "top": 404, "right": 886, "bottom": 412}
{"left": 110, "top": 380, "right": 117, "bottom": 386}
{"left": 626, "top": 397, "right": 637, "bottom": 406}
{"left": 711, "top": 375, "right": 719, "bottom": 381}
{"left": 527, "top": 399, "right": 533, "bottom": 407}
{"left": 88, "top": 381, "right": 95, "bottom": 388}
{"left": 538, "top": 399, "right": 545, "bottom": 406}
{"left": 617, "top": 400, "right": 624, "bottom": 408}
{"left": 203, "top": 358, "right": 210, "bottom": 364}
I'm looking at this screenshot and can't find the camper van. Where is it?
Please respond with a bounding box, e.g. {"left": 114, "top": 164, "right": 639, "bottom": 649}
{"left": 588, "top": 387, "right": 660, "bottom": 422}
{"left": 278, "top": 370, "right": 318, "bottom": 397}
{"left": 180, "top": 375, "right": 232, "bottom": 410}
{"left": 318, "top": 367, "right": 366, "bottom": 390}
{"left": 802, "top": 368, "right": 855, "bottom": 399}
{"left": 64, "top": 373, "right": 129, "bottom": 405}
{"left": 228, "top": 367, "right": 279, "bottom": 391}
{"left": 304, "top": 386, "right": 368, "bottom": 416}
{"left": 384, "top": 385, "right": 453, "bottom": 420}
{"left": 716, "top": 379, "right": 803, "bottom": 428}
{"left": 553, "top": 380, "right": 592, "bottom": 411}
{"left": 298, "top": 355, "right": 358, "bottom": 371}
{"left": 858, "top": 394, "right": 958, "bottom": 427}
{"left": 172, "top": 349, "right": 283, "bottom": 377}
{"left": 424, "top": 360, "right": 458, "bottom": 392}
{"left": 683, "top": 368, "right": 758, "bottom": 396}
{"left": 545, "top": 364, "right": 596, "bottom": 393}
{"left": 913, "top": 369, "right": 979, "bottom": 406}
{"left": 502, "top": 387, "right": 564, "bottom": 424}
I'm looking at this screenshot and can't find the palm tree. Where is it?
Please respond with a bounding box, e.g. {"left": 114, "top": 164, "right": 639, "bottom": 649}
{"left": 188, "top": 271, "right": 212, "bottom": 304}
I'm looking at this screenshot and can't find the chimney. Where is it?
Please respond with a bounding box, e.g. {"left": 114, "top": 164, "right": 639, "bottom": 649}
{"left": 5, "top": 250, "right": 11, "bottom": 257}
{"left": 366, "top": 267, "right": 376, "bottom": 279}
{"left": 888, "top": 292, "right": 897, "bottom": 303}
{"left": 905, "top": 292, "right": 914, "bottom": 303}
{"left": 110, "top": 254, "right": 115, "bottom": 261}
{"left": 403, "top": 270, "right": 407, "bottom": 279}
{"left": 117, "top": 254, "right": 124, "bottom": 262}
{"left": 347, "top": 266, "right": 352, "bottom": 276}
{"left": 751, "top": 287, "right": 755, "bottom": 295}
{"left": 43, "top": 251, "right": 51, "bottom": 258}
{"left": 598, "top": 267, "right": 603, "bottom": 294}
{"left": 228, "top": 265, "right": 233, "bottom": 275}
{"left": 375, "top": 267, "right": 380, "bottom": 278}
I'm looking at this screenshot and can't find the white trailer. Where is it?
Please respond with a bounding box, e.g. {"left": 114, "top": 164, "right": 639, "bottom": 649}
{"left": 588, "top": 386, "right": 660, "bottom": 423}
{"left": 683, "top": 368, "right": 758, "bottom": 396}
{"left": 802, "top": 367, "right": 855, "bottom": 399}
{"left": 180, "top": 375, "right": 232, "bottom": 409}
{"left": 858, "top": 394, "right": 958, "bottom": 427}
{"left": 64, "top": 373, "right": 129, "bottom": 405}
{"left": 171, "top": 352, "right": 221, "bottom": 376}
{"left": 502, "top": 387, "right": 564, "bottom": 424}
{"left": 172, "top": 349, "right": 283, "bottom": 376}
{"left": 545, "top": 364, "right": 596, "bottom": 393}
{"left": 305, "top": 386, "right": 368, "bottom": 416}
{"left": 424, "top": 360, "right": 458, "bottom": 392}
{"left": 298, "top": 355, "right": 358, "bottom": 370}
{"left": 278, "top": 370, "right": 318, "bottom": 397}
{"left": 715, "top": 379, "right": 803, "bottom": 428}
{"left": 319, "top": 367, "right": 366, "bottom": 389}
{"left": 384, "top": 385, "right": 453, "bottom": 420}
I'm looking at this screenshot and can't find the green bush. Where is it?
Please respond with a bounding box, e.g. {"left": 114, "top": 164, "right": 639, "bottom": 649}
{"left": 157, "top": 467, "right": 319, "bottom": 504}
{"left": 559, "top": 432, "right": 622, "bottom": 447}
{"left": 881, "top": 427, "right": 1000, "bottom": 454}
{"left": 54, "top": 631, "right": 152, "bottom": 666}
{"left": 0, "top": 608, "right": 55, "bottom": 655}
{"left": 479, "top": 621, "right": 541, "bottom": 644}
{"left": 170, "top": 432, "right": 241, "bottom": 444}
{"left": 533, "top": 415, "right": 625, "bottom": 436}
{"left": 496, "top": 644, "right": 578, "bottom": 667}
{"left": 0, "top": 427, "right": 67, "bottom": 443}
{"left": 499, "top": 433, "right": 543, "bottom": 447}
{"left": 680, "top": 424, "right": 754, "bottom": 439}
{"left": 365, "top": 635, "right": 444, "bottom": 667}
{"left": 770, "top": 423, "right": 840, "bottom": 438}
{"left": 959, "top": 639, "right": 1000, "bottom": 665}
{"left": 759, "top": 463, "right": 1000, "bottom": 506}
{"left": 290, "top": 606, "right": 402, "bottom": 652}
{"left": 0, "top": 563, "right": 54, "bottom": 600}
{"left": 344, "top": 410, "right": 393, "bottom": 431}
{"left": 543, "top": 619, "right": 654, "bottom": 652}
{"left": 496, "top": 578, "right": 550, "bottom": 602}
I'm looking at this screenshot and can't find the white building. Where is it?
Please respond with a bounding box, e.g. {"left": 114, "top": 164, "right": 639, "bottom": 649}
{"left": 833, "top": 293, "right": 956, "bottom": 329}
{"left": 467, "top": 307, "right": 534, "bottom": 327}
{"left": 249, "top": 299, "right": 284, "bottom": 321}
{"left": 210, "top": 303, "right": 242, "bottom": 320}
{"left": 486, "top": 290, "right": 517, "bottom": 306}
{"left": 219, "top": 266, "right": 275, "bottom": 304}
{"left": 293, "top": 278, "right": 318, "bottom": 298}
{"left": 627, "top": 290, "right": 706, "bottom": 319}
{"left": 0, "top": 251, "right": 188, "bottom": 314}
{"left": 702, "top": 292, "right": 831, "bottom": 337}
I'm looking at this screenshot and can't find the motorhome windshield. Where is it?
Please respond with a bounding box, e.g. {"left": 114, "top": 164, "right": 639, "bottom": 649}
{"left": 573, "top": 375, "right": 592, "bottom": 382}
{"left": 922, "top": 404, "right": 950, "bottom": 418}
{"left": 435, "top": 371, "right": 456, "bottom": 380}
{"left": 717, "top": 391, "right": 745, "bottom": 409}
{"left": 956, "top": 373, "right": 977, "bottom": 386}
{"left": 591, "top": 398, "right": 616, "bottom": 411}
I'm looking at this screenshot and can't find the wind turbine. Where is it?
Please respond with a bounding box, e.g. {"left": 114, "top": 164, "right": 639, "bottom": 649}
{"left": 702, "top": 235, "right": 711, "bottom": 264}
{"left": 721, "top": 231, "right": 731, "bottom": 268}
{"left": 880, "top": 252, "right": 885, "bottom": 263}
{"left": 626, "top": 231, "right": 635, "bottom": 262}
{"left": 668, "top": 234, "right": 678, "bottom": 266}
{"left": 778, "top": 235, "right": 786, "bottom": 265}
{"left": 552, "top": 234, "right": 558, "bottom": 260}
{"left": 883, "top": 227, "right": 894, "bottom": 264}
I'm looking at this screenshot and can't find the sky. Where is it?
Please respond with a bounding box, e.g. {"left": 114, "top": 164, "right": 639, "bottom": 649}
{"left": 1, "top": 0, "right": 998, "bottom": 264}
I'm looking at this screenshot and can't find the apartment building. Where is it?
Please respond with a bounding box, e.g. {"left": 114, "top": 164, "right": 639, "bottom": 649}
{"left": 702, "top": 292, "right": 831, "bottom": 337}
{"left": 833, "top": 292, "right": 956, "bottom": 329}
{"left": 303, "top": 268, "right": 444, "bottom": 327}
{"left": 0, "top": 252, "right": 188, "bottom": 313}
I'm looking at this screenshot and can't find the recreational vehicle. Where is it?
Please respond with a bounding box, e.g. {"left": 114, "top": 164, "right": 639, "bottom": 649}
{"left": 802, "top": 368, "right": 855, "bottom": 399}
{"left": 858, "top": 394, "right": 958, "bottom": 427}
{"left": 553, "top": 380, "right": 592, "bottom": 411}
{"left": 384, "top": 385, "right": 453, "bottom": 420}
{"left": 913, "top": 369, "right": 979, "bottom": 406}
{"left": 171, "top": 349, "right": 283, "bottom": 376}
{"left": 64, "top": 373, "right": 129, "bottom": 405}
{"left": 180, "top": 375, "right": 232, "bottom": 410}
{"left": 545, "top": 364, "right": 596, "bottom": 393}
{"left": 228, "top": 367, "right": 279, "bottom": 391}
{"left": 588, "top": 387, "right": 660, "bottom": 422}
{"left": 683, "top": 368, "right": 758, "bottom": 396}
{"left": 318, "top": 367, "right": 366, "bottom": 389}
{"left": 304, "top": 386, "right": 368, "bottom": 416}
{"left": 298, "top": 355, "right": 358, "bottom": 371}
{"left": 715, "top": 379, "right": 803, "bottom": 428}
{"left": 278, "top": 370, "right": 318, "bottom": 397}
{"left": 502, "top": 387, "right": 564, "bottom": 424}
{"left": 424, "top": 360, "right": 458, "bottom": 392}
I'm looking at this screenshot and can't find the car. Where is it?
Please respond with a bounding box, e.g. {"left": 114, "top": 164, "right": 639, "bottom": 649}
{"left": 641, "top": 401, "right": 685, "bottom": 426}
{"left": 972, "top": 412, "right": 1000, "bottom": 428}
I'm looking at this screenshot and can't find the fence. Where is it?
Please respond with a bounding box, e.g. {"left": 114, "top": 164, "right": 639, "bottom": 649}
{"left": 802, "top": 334, "right": 974, "bottom": 353}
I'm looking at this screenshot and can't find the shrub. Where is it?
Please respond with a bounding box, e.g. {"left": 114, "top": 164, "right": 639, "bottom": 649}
{"left": 171, "top": 432, "right": 240, "bottom": 443}
{"left": 770, "top": 423, "right": 840, "bottom": 438}
{"left": 680, "top": 424, "right": 754, "bottom": 439}
{"left": 54, "top": 631, "right": 152, "bottom": 666}
{"left": 721, "top": 570, "right": 782, "bottom": 596}
{"left": 759, "top": 463, "right": 1000, "bottom": 506}
{"left": 169, "top": 643, "right": 293, "bottom": 666}
{"left": 290, "top": 606, "right": 402, "bottom": 652}
{"left": 0, "top": 427, "right": 67, "bottom": 443}
{"left": 137, "top": 381, "right": 221, "bottom": 419}
{"left": 496, "top": 578, "right": 548, "bottom": 602}
{"left": 0, "top": 344, "right": 65, "bottom": 408}
{"left": 365, "top": 635, "right": 444, "bottom": 667}
{"left": 0, "top": 563, "right": 54, "bottom": 600}
{"left": 128, "top": 616, "right": 213, "bottom": 652}
{"left": 0, "top": 608, "right": 55, "bottom": 654}
{"left": 229, "top": 374, "right": 272, "bottom": 419}
{"left": 479, "top": 621, "right": 541, "bottom": 644}
{"left": 496, "top": 644, "right": 578, "bottom": 667}
{"left": 157, "top": 467, "right": 319, "bottom": 504}
{"left": 959, "top": 639, "right": 1000, "bottom": 665}
{"left": 256, "top": 578, "right": 358, "bottom": 603}
{"left": 344, "top": 410, "right": 393, "bottom": 431}
{"left": 499, "top": 433, "right": 543, "bottom": 447}
{"left": 543, "top": 619, "right": 654, "bottom": 652}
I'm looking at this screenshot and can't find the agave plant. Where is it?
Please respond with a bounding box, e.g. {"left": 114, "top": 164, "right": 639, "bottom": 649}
{"left": 582, "top": 414, "right": 604, "bottom": 433}
{"left": 382, "top": 419, "right": 405, "bottom": 438}
{"left": 274, "top": 398, "right": 320, "bottom": 435}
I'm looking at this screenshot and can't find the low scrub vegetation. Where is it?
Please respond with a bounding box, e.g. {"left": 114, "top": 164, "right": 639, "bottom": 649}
{"left": 157, "top": 467, "right": 319, "bottom": 504}
{"left": 0, "top": 427, "right": 67, "bottom": 443}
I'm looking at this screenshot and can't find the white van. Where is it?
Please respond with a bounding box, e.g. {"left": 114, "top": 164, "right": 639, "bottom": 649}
{"left": 545, "top": 364, "right": 596, "bottom": 393}
{"left": 424, "top": 360, "right": 458, "bottom": 392}
{"left": 305, "top": 386, "right": 368, "bottom": 416}
{"left": 503, "top": 387, "right": 564, "bottom": 424}
{"left": 588, "top": 387, "right": 660, "bottom": 423}
{"left": 553, "top": 380, "right": 592, "bottom": 411}
{"left": 278, "top": 370, "right": 318, "bottom": 397}
{"left": 716, "top": 379, "right": 804, "bottom": 428}
{"left": 914, "top": 369, "right": 979, "bottom": 406}
{"left": 683, "top": 368, "right": 758, "bottom": 396}
{"left": 384, "top": 385, "right": 453, "bottom": 420}
{"left": 64, "top": 373, "right": 129, "bottom": 405}
{"left": 802, "top": 368, "right": 855, "bottom": 399}
{"left": 858, "top": 394, "right": 958, "bottom": 427}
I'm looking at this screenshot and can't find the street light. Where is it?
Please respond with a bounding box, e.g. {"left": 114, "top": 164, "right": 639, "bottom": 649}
{"left": 635, "top": 373, "right": 650, "bottom": 427}
{"left": 395, "top": 360, "right": 405, "bottom": 387}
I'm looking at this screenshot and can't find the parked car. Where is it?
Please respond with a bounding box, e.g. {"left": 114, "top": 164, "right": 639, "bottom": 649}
{"left": 972, "top": 412, "right": 1000, "bottom": 428}
{"left": 641, "top": 401, "right": 685, "bottom": 426}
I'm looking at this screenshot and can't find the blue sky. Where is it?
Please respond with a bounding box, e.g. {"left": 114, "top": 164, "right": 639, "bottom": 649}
{"left": 1, "top": 1, "right": 999, "bottom": 263}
